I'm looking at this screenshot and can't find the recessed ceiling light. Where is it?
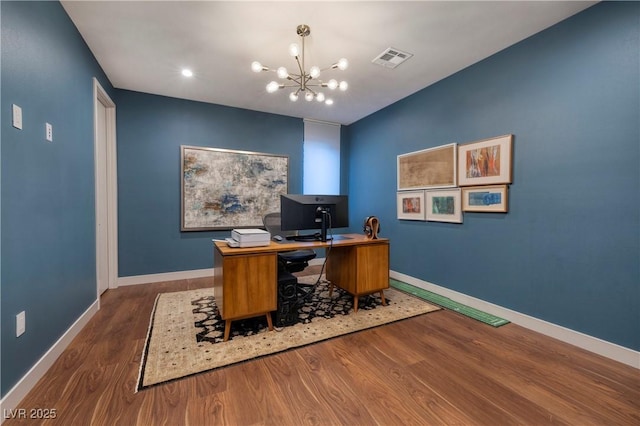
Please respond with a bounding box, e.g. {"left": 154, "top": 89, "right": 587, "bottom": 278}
{"left": 181, "top": 69, "right": 193, "bottom": 77}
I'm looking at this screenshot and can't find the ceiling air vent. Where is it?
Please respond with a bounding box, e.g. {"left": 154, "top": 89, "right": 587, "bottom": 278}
{"left": 372, "top": 48, "right": 413, "bottom": 69}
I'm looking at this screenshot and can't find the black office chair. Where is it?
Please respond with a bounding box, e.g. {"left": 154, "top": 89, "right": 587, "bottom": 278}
{"left": 263, "top": 212, "right": 317, "bottom": 326}
{"left": 263, "top": 212, "right": 317, "bottom": 273}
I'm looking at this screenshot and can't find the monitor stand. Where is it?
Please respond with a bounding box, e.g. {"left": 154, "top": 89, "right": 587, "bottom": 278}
{"left": 286, "top": 210, "right": 352, "bottom": 242}
{"left": 287, "top": 233, "right": 351, "bottom": 242}
{"left": 288, "top": 233, "right": 324, "bottom": 242}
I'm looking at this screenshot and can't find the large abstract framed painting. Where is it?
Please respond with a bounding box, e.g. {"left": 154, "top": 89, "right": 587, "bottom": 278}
{"left": 458, "top": 134, "right": 513, "bottom": 186}
{"left": 181, "top": 146, "right": 288, "bottom": 231}
{"left": 397, "top": 191, "right": 426, "bottom": 220}
{"left": 425, "top": 189, "right": 462, "bottom": 223}
{"left": 397, "top": 143, "right": 457, "bottom": 190}
{"left": 462, "top": 185, "right": 509, "bottom": 213}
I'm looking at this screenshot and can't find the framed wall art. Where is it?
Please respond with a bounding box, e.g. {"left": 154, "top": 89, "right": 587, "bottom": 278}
{"left": 397, "top": 191, "right": 426, "bottom": 220}
{"left": 181, "top": 145, "right": 288, "bottom": 231}
{"left": 398, "top": 143, "right": 457, "bottom": 190}
{"left": 458, "top": 134, "right": 513, "bottom": 186}
{"left": 425, "top": 188, "right": 463, "bottom": 223}
{"left": 462, "top": 185, "right": 509, "bottom": 212}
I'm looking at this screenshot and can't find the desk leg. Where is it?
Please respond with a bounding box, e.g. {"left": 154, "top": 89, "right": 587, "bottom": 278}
{"left": 330, "top": 284, "right": 386, "bottom": 313}
{"left": 266, "top": 312, "right": 273, "bottom": 331}
{"left": 224, "top": 320, "right": 232, "bottom": 342}
{"left": 223, "top": 315, "right": 273, "bottom": 342}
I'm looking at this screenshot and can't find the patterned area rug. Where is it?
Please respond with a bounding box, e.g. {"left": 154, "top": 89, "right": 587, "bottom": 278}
{"left": 137, "top": 275, "right": 440, "bottom": 391}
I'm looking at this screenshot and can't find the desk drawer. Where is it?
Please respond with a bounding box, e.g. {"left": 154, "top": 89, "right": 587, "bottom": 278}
{"left": 327, "top": 241, "right": 389, "bottom": 295}
{"left": 215, "top": 252, "right": 277, "bottom": 319}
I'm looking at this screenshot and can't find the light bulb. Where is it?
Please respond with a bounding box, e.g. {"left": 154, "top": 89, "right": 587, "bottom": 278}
{"left": 266, "top": 81, "right": 280, "bottom": 93}
{"left": 277, "top": 67, "right": 288, "bottom": 79}
{"left": 305, "top": 92, "right": 314, "bottom": 102}
{"left": 289, "top": 92, "right": 298, "bottom": 102}
{"left": 251, "top": 61, "right": 263, "bottom": 73}
{"left": 289, "top": 43, "right": 299, "bottom": 57}
{"left": 327, "top": 79, "right": 338, "bottom": 90}
{"left": 337, "top": 58, "right": 348, "bottom": 70}
{"left": 316, "top": 92, "right": 325, "bottom": 102}
{"left": 325, "top": 98, "right": 334, "bottom": 105}
{"left": 310, "top": 66, "right": 320, "bottom": 79}
{"left": 339, "top": 81, "right": 348, "bottom": 91}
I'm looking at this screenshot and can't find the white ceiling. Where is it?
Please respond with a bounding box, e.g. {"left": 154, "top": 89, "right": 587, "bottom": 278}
{"left": 61, "top": 1, "right": 596, "bottom": 125}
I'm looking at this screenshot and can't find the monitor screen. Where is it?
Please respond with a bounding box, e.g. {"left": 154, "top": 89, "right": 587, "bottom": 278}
{"left": 280, "top": 194, "right": 348, "bottom": 241}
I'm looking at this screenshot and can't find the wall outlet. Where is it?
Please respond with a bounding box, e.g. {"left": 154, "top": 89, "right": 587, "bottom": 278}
{"left": 12, "top": 104, "right": 23, "bottom": 130}
{"left": 16, "top": 311, "right": 26, "bottom": 337}
{"left": 46, "top": 123, "right": 53, "bottom": 142}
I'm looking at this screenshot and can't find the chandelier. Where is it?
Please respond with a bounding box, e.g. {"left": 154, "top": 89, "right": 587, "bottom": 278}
{"left": 251, "top": 24, "right": 348, "bottom": 105}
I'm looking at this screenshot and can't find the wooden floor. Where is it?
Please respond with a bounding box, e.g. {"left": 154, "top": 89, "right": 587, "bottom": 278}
{"left": 6, "top": 268, "right": 640, "bottom": 425}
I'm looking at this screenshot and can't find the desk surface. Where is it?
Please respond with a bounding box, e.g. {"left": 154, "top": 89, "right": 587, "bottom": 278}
{"left": 214, "top": 233, "right": 388, "bottom": 256}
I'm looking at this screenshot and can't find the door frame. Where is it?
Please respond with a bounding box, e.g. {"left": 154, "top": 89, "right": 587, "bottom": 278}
{"left": 93, "top": 78, "right": 118, "bottom": 297}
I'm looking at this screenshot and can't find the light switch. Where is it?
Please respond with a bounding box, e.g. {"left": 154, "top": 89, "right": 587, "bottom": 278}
{"left": 12, "top": 104, "right": 23, "bottom": 129}
{"left": 16, "top": 311, "right": 25, "bottom": 337}
{"left": 46, "top": 123, "right": 53, "bottom": 142}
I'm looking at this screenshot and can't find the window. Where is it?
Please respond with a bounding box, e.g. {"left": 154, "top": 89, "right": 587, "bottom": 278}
{"left": 303, "top": 119, "right": 341, "bottom": 194}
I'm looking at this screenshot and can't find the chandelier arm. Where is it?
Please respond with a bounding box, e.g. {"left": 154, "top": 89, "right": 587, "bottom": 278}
{"left": 304, "top": 73, "right": 317, "bottom": 90}
{"left": 319, "top": 65, "right": 339, "bottom": 72}
{"left": 293, "top": 56, "right": 305, "bottom": 82}
{"left": 287, "top": 75, "right": 304, "bottom": 85}
{"left": 258, "top": 66, "right": 277, "bottom": 74}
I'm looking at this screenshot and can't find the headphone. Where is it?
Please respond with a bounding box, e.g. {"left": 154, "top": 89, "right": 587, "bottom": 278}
{"left": 363, "top": 216, "right": 380, "bottom": 239}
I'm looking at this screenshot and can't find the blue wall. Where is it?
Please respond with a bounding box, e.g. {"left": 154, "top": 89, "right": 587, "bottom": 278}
{"left": 347, "top": 2, "right": 639, "bottom": 351}
{"left": 1, "top": 1, "right": 114, "bottom": 396}
{"left": 115, "top": 90, "right": 304, "bottom": 277}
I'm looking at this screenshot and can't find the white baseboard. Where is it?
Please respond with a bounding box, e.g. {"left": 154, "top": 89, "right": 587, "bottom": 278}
{"left": 117, "top": 268, "right": 214, "bottom": 286}
{"left": 0, "top": 299, "right": 100, "bottom": 423}
{"left": 390, "top": 270, "right": 639, "bottom": 369}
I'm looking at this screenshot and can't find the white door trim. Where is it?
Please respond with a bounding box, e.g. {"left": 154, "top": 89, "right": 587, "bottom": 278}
{"left": 93, "top": 78, "right": 118, "bottom": 296}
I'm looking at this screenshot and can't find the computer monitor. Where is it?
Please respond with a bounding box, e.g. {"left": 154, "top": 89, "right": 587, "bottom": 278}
{"left": 280, "top": 194, "right": 349, "bottom": 242}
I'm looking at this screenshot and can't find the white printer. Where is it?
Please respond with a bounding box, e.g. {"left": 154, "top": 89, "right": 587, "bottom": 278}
{"left": 226, "top": 228, "right": 271, "bottom": 248}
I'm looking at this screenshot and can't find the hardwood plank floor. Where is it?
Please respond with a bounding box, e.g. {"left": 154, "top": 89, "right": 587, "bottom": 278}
{"left": 5, "top": 270, "right": 639, "bottom": 425}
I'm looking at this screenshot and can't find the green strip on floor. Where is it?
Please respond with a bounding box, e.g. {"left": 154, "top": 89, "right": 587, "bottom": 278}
{"left": 390, "top": 278, "right": 510, "bottom": 327}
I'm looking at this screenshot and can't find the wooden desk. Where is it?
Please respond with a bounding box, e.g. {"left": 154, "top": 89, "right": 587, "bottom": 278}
{"left": 213, "top": 234, "right": 389, "bottom": 341}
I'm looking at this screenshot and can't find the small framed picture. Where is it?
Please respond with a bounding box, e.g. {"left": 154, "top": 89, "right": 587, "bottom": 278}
{"left": 462, "top": 185, "right": 509, "bottom": 212}
{"left": 425, "top": 189, "right": 462, "bottom": 223}
{"left": 458, "top": 134, "right": 513, "bottom": 186}
{"left": 397, "top": 191, "right": 426, "bottom": 220}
